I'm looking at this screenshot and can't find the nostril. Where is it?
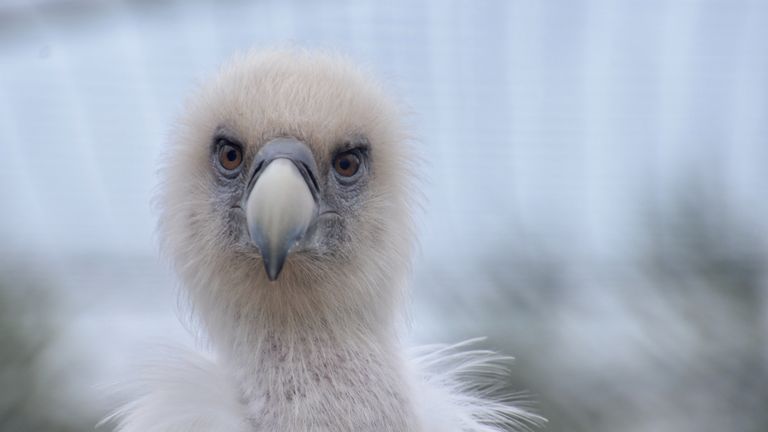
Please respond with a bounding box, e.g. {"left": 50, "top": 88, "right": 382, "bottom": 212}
{"left": 301, "top": 162, "right": 320, "bottom": 192}
{"left": 253, "top": 160, "right": 265, "bottom": 176}
{"left": 246, "top": 160, "right": 266, "bottom": 192}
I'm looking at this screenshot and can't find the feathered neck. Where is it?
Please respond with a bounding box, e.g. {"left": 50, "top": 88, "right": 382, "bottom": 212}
{"left": 199, "top": 277, "right": 419, "bottom": 432}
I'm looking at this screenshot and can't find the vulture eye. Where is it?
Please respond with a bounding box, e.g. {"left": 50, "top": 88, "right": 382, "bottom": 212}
{"left": 333, "top": 151, "right": 361, "bottom": 178}
{"left": 217, "top": 140, "right": 243, "bottom": 172}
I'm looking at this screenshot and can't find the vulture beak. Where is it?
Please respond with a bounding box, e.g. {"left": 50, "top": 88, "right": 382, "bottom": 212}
{"left": 245, "top": 138, "right": 320, "bottom": 281}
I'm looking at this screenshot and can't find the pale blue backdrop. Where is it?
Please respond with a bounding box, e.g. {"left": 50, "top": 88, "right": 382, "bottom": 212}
{"left": 0, "top": 1, "right": 766, "bottom": 431}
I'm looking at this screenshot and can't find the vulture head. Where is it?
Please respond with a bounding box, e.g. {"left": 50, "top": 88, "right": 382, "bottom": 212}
{"left": 111, "top": 49, "right": 542, "bottom": 432}
{"left": 158, "top": 50, "right": 414, "bottom": 347}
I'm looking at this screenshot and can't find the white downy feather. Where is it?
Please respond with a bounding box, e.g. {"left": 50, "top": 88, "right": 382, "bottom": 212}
{"left": 408, "top": 339, "right": 546, "bottom": 432}
{"left": 103, "top": 347, "right": 247, "bottom": 432}
{"left": 106, "top": 340, "right": 544, "bottom": 432}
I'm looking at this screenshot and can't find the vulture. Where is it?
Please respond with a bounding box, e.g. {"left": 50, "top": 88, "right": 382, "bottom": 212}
{"left": 109, "top": 49, "right": 543, "bottom": 432}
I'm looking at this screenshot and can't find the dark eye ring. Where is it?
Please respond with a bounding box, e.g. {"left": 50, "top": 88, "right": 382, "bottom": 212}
{"left": 333, "top": 151, "right": 361, "bottom": 178}
{"left": 216, "top": 139, "right": 243, "bottom": 172}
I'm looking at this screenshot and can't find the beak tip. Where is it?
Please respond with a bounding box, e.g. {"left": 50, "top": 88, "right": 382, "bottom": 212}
{"left": 262, "top": 252, "right": 287, "bottom": 282}
{"left": 266, "top": 267, "right": 280, "bottom": 282}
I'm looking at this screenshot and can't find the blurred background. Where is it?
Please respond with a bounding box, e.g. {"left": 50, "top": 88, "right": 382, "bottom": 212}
{"left": 1, "top": 0, "right": 767, "bottom": 431}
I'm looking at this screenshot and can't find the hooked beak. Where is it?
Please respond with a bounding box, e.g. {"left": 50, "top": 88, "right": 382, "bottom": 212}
{"left": 245, "top": 138, "right": 319, "bottom": 281}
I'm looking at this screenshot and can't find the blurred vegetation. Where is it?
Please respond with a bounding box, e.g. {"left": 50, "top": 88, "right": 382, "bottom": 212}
{"left": 0, "top": 265, "right": 101, "bottom": 432}
{"left": 421, "top": 181, "right": 768, "bottom": 432}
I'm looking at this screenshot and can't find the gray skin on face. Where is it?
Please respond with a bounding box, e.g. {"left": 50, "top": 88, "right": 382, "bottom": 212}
{"left": 211, "top": 128, "right": 372, "bottom": 282}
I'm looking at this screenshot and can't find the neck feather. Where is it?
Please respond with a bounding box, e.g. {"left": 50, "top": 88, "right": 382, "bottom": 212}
{"left": 200, "top": 278, "right": 418, "bottom": 432}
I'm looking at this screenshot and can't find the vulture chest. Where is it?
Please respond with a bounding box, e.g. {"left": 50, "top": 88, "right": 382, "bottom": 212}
{"left": 238, "top": 338, "right": 419, "bottom": 432}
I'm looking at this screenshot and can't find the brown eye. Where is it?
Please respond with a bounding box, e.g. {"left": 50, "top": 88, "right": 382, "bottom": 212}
{"left": 217, "top": 140, "right": 243, "bottom": 171}
{"left": 333, "top": 152, "right": 361, "bottom": 177}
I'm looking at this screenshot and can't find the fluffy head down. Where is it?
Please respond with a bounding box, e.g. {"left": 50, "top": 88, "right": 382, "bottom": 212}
{"left": 157, "top": 49, "right": 415, "bottom": 345}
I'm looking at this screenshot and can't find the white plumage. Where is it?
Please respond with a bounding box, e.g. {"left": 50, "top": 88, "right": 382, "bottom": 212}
{"left": 108, "top": 49, "right": 544, "bottom": 432}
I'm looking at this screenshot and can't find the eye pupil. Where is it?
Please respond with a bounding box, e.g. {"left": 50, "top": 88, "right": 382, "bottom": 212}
{"left": 217, "top": 140, "right": 243, "bottom": 172}
{"left": 333, "top": 152, "right": 360, "bottom": 177}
